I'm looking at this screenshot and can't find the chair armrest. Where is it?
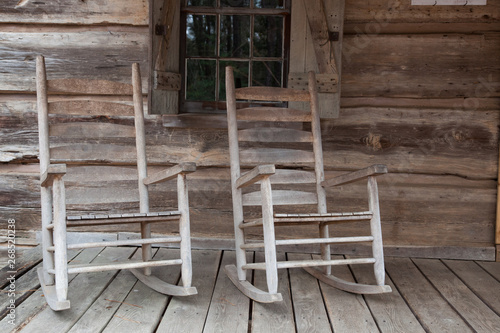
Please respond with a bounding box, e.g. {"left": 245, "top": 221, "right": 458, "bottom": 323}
{"left": 41, "top": 164, "right": 67, "bottom": 187}
{"left": 321, "top": 164, "right": 387, "bottom": 187}
{"left": 143, "top": 162, "right": 196, "bottom": 185}
{"left": 236, "top": 164, "right": 275, "bottom": 189}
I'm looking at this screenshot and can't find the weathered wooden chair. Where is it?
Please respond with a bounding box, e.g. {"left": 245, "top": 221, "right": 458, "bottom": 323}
{"left": 224, "top": 66, "right": 392, "bottom": 302}
{"left": 35, "top": 55, "right": 197, "bottom": 311}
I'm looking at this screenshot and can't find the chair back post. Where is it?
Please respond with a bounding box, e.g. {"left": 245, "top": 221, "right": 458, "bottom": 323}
{"left": 226, "top": 66, "right": 248, "bottom": 280}
{"left": 36, "top": 55, "right": 56, "bottom": 285}
{"left": 308, "top": 71, "right": 327, "bottom": 214}
{"left": 132, "top": 63, "right": 149, "bottom": 214}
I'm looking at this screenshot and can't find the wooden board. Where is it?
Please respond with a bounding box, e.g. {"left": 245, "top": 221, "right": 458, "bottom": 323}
{"left": 316, "top": 254, "right": 379, "bottom": 332}
{"left": 202, "top": 251, "right": 251, "bottom": 333}
{"left": 0, "top": 31, "right": 148, "bottom": 92}
{"left": 384, "top": 257, "right": 472, "bottom": 332}
{"left": 413, "top": 258, "right": 500, "bottom": 332}
{"left": 251, "top": 252, "right": 295, "bottom": 332}
{"left": 156, "top": 250, "right": 221, "bottom": 332}
{"left": 0, "top": 0, "right": 148, "bottom": 25}
{"left": 287, "top": 253, "right": 332, "bottom": 333}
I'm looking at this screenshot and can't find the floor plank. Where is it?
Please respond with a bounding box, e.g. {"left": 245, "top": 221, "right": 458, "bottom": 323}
{"left": 252, "top": 252, "right": 296, "bottom": 332}
{"left": 349, "top": 259, "right": 426, "bottom": 333}
{"left": 0, "top": 246, "right": 42, "bottom": 289}
{"left": 317, "top": 255, "right": 379, "bottom": 333}
{"left": 287, "top": 253, "right": 332, "bottom": 333}
{"left": 203, "top": 251, "right": 251, "bottom": 333}
{"left": 477, "top": 260, "right": 500, "bottom": 281}
{"left": 17, "top": 247, "right": 136, "bottom": 333}
{"left": 444, "top": 260, "right": 500, "bottom": 316}
{"left": 385, "top": 257, "right": 473, "bottom": 333}
{"left": 413, "top": 258, "right": 500, "bottom": 333}
{"left": 156, "top": 250, "right": 221, "bottom": 333}
{"left": 0, "top": 247, "right": 103, "bottom": 333}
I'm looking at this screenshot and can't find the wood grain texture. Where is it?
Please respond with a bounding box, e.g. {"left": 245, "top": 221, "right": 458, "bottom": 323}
{"left": 0, "top": 0, "right": 148, "bottom": 25}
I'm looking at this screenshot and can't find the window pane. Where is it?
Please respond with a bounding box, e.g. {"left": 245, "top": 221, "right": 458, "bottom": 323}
{"left": 187, "top": 0, "right": 216, "bottom": 6}
{"left": 221, "top": 0, "right": 250, "bottom": 7}
{"left": 254, "top": 0, "right": 284, "bottom": 8}
{"left": 219, "top": 61, "right": 249, "bottom": 101}
{"left": 220, "top": 15, "right": 250, "bottom": 58}
{"left": 252, "top": 61, "right": 282, "bottom": 87}
{"left": 186, "top": 14, "right": 217, "bottom": 57}
{"left": 186, "top": 59, "right": 216, "bottom": 101}
{"left": 253, "top": 16, "right": 283, "bottom": 58}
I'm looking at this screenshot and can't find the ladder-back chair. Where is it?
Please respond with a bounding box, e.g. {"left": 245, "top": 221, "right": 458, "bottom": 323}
{"left": 36, "top": 55, "right": 197, "bottom": 311}
{"left": 225, "top": 66, "right": 392, "bottom": 302}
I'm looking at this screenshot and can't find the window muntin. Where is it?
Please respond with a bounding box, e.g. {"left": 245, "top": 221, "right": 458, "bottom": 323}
{"left": 181, "top": 0, "right": 290, "bottom": 113}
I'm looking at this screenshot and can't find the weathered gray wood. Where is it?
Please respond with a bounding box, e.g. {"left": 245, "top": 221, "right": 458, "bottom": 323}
{"left": 40, "top": 163, "right": 66, "bottom": 187}
{"left": 260, "top": 177, "right": 279, "bottom": 295}
{"left": 238, "top": 127, "right": 313, "bottom": 143}
{"left": 0, "top": 246, "right": 42, "bottom": 289}
{"left": 385, "top": 257, "right": 473, "bottom": 332}
{"left": 0, "top": 247, "right": 104, "bottom": 332}
{"left": 48, "top": 100, "right": 135, "bottom": 116}
{"left": 237, "top": 107, "right": 312, "bottom": 122}
{"left": 251, "top": 252, "right": 295, "bottom": 332}
{"left": 143, "top": 162, "right": 196, "bottom": 185}
{"left": 317, "top": 255, "right": 380, "bottom": 332}
{"left": 444, "top": 260, "right": 500, "bottom": 315}
{"left": 235, "top": 87, "right": 311, "bottom": 102}
{"left": 203, "top": 251, "right": 251, "bottom": 333}
{"left": 236, "top": 164, "right": 275, "bottom": 189}
{"left": 242, "top": 190, "right": 318, "bottom": 206}
{"left": 413, "top": 258, "right": 500, "bottom": 332}
{"left": 349, "top": 257, "right": 426, "bottom": 333}
{"left": 288, "top": 72, "right": 338, "bottom": 93}
{"left": 0, "top": 0, "right": 148, "bottom": 25}
{"left": 100, "top": 249, "right": 178, "bottom": 333}
{"left": 477, "top": 261, "right": 500, "bottom": 281}
{"left": 224, "top": 264, "right": 283, "bottom": 303}
{"left": 240, "top": 148, "right": 315, "bottom": 166}
{"left": 287, "top": 253, "right": 333, "bottom": 333}
{"left": 156, "top": 250, "right": 221, "bottom": 332}
{"left": 48, "top": 79, "right": 132, "bottom": 95}
{"left": 322, "top": 164, "right": 387, "bottom": 187}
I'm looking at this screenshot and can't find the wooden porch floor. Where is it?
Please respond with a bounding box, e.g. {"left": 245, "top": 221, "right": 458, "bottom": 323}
{"left": 1, "top": 246, "right": 500, "bottom": 333}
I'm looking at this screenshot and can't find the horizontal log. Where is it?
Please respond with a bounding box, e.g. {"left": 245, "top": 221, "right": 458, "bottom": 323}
{"left": 238, "top": 127, "right": 313, "bottom": 143}
{"left": 47, "top": 79, "right": 133, "bottom": 96}
{"left": 0, "top": 0, "right": 148, "bottom": 25}
{"left": 240, "top": 148, "right": 315, "bottom": 166}
{"left": 0, "top": 31, "right": 148, "bottom": 92}
{"left": 243, "top": 190, "right": 318, "bottom": 206}
{"left": 236, "top": 107, "right": 312, "bottom": 122}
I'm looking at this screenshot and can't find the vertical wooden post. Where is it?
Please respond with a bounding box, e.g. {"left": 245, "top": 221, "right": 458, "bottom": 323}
{"left": 496, "top": 143, "right": 500, "bottom": 261}
{"left": 53, "top": 177, "right": 68, "bottom": 301}
{"left": 261, "top": 177, "right": 278, "bottom": 294}
{"left": 178, "top": 173, "right": 193, "bottom": 287}
{"left": 226, "top": 66, "right": 248, "bottom": 281}
{"left": 133, "top": 63, "right": 152, "bottom": 274}
{"left": 368, "top": 176, "right": 385, "bottom": 286}
{"left": 36, "top": 55, "right": 55, "bottom": 285}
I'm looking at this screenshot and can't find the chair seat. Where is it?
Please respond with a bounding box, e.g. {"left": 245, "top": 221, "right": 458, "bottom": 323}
{"left": 64, "top": 211, "right": 181, "bottom": 227}
{"left": 240, "top": 211, "right": 373, "bottom": 228}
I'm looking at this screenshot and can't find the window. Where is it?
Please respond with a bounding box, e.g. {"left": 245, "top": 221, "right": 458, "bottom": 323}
{"left": 180, "top": 0, "right": 291, "bottom": 113}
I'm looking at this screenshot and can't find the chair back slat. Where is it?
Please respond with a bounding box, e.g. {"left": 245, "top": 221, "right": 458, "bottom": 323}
{"left": 236, "top": 107, "right": 312, "bottom": 122}
{"left": 243, "top": 190, "right": 318, "bottom": 206}
{"left": 240, "top": 148, "right": 315, "bottom": 166}
{"left": 47, "top": 79, "right": 133, "bottom": 95}
{"left": 48, "top": 100, "right": 135, "bottom": 116}
{"left": 235, "top": 87, "right": 310, "bottom": 102}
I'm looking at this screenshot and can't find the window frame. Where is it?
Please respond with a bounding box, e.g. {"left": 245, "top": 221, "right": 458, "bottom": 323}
{"left": 179, "top": 0, "right": 291, "bottom": 114}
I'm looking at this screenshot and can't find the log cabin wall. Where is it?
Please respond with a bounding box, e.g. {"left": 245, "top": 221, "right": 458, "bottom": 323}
{"left": 0, "top": 0, "right": 499, "bottom": 260}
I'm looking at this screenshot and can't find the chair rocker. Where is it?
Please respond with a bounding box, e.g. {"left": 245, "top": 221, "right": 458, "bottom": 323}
{"left": 36, "top": 55, "right": 197, "bottom": 311}
{"left": 224, "top": 66, "right": 392, "bottom": 303}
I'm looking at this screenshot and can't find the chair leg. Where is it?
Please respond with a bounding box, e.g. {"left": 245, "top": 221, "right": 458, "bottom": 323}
{"left": 141, "top": 222, "right": 152, "bottom": 276}
{"left": 177, "top": 174, "right": 192, "bottom": 288}
{"left": 319, "top": 224, "right": 331, "bottom": 276}
{"left": 261, "top": 178, "right": 278, "bottom": 294}
{"left": 53, "top": 179, "right": 68, "bottom": 302}
{"left": 368, "top": 176, "right": 385, "bottom": 286}
{"left": 40, "top": 187, "right": 55, "bottom": 285}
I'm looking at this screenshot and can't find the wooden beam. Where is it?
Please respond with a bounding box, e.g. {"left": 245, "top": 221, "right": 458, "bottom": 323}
{"left": 303, "top": 0, "right": 337, "bottom": 75}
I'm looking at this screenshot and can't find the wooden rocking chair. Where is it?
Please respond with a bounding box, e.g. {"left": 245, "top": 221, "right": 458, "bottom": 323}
{"left": 224, "top": 66, "right": 392, "bottom": 303}
{"left": 35, "top": 55, "right": 197, "bottom": 311}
